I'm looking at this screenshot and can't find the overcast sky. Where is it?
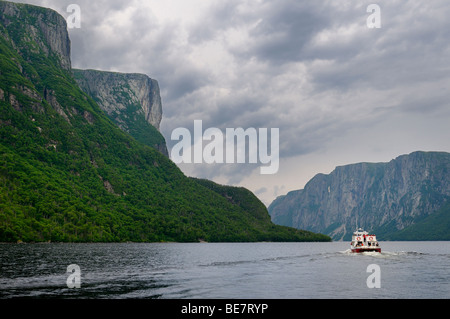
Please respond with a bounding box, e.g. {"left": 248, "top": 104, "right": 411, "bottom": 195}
{"left": 13, "top": 0, "right": 450, "bottom": 205}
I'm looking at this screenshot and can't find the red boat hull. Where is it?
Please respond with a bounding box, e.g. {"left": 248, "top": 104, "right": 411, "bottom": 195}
{"left": 351, "top": 248, "right": 381, "bottom": 253}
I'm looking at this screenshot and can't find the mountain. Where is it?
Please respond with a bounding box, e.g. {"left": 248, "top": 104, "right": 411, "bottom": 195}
{"left": 0, "top": 1, "right": 330, "bottom": 243}
{"left": 269, "top": 151, "right": 450, "bottom": 241}
{"left": 73, "top": 69, "right": 168, "bottom": 156}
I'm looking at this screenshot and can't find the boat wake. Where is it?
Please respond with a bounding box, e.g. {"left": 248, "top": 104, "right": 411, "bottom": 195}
{"left": 340, "top": 249, "right": 380, "bottom": 256}
{"left": 339, "top": 249, "right": 424, "bottom": 259}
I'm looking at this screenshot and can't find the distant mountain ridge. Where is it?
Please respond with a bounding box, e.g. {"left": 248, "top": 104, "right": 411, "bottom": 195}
{"left": 269, "top": 151, "right": 450, "bottom": 240}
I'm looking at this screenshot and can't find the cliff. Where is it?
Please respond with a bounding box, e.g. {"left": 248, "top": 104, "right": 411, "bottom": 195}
{"left": 0, "top": 1, "right": 71, "bottom": 70}
{"left": 269, "top": 151, "right": 450, "bottom": 240}
{"left": 73, "top": 69, "right": 168, "bottom": 156}
{"left": 0, "top": 1, "right": 167, "bottom": 156}
{"left": 0, "top": 1, "right": 328, "bottom": 242}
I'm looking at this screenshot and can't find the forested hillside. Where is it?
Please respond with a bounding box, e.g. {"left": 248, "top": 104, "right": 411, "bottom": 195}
{"left": 0, "top": 1, "right": 330, "bottom": 243}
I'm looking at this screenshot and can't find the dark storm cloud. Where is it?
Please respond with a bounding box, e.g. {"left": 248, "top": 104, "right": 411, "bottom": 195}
{"left": 161, "top": 65, "right": 212, "bottom": 102}
{"left": 11, "top": 0, "right": 450, "bottom": 195}
{"left": 234, "top": 1, "right": 331, "bottom": 64}
{"left": 188, "top": 0, "right": 248, "bottom": 44}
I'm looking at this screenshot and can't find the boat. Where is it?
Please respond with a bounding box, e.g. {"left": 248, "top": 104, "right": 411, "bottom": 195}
{"left": 350, "top": 228, "right": 381, "bottom": 253}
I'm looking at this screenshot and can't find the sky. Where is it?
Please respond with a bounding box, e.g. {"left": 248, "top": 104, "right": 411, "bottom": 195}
{"left": 12, "top": 0, "right": 450, "bottom": 206}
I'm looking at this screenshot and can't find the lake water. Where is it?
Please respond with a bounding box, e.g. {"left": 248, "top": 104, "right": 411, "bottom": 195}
{"left": 0, "top": 241, "right": 448, "bottom": 299}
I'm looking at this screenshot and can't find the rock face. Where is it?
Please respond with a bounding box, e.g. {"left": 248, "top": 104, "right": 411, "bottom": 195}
{"left": 74, "top": 70, "right": 162, "bottom": 130}
{"left": 0, "top": 1, "right": 167, "bottom": 155}
{"left": 0, "top": 1, "right": 71, "bottom": 70}
{"left": 74, "top": 69, "right": 168, "bottom": 156}
{"left": 269, "top": 151, "right": 450, "bottom": 240}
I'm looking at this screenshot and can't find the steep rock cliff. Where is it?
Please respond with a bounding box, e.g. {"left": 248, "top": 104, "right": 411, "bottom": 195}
{"left": 269, "top": 151, "right": 450, "bottom": 240}
{"left": 0, "top": 1, "right": 167, "bottom": 156}
{"left": 73, "top": 69, "right": 167, "bottom": 156}
{"left": 0, "top": 1, "right": 71, "bottom": 70}
{"left": 74, "top": 70, "right": 162, "bottom": 129}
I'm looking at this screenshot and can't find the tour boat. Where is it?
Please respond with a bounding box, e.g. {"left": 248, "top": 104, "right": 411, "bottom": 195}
{"left": 350, "top": 228, "right": 381, "bottom": 253}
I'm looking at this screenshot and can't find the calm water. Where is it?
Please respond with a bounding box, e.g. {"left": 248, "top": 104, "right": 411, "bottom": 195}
{"left": 0, "top": 242, "right": 448, "bottom": 299}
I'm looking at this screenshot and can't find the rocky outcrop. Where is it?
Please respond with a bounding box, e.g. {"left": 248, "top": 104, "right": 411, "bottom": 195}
{"left": 1, "top": 1, "right": 167, "bottom": 156}
{"left": 269, "top": 151, "right": 450, "bottom": 240}
{"left": 73, "top": 69, "right": 168, "bottom": 156}
{"left": 0, "top": 1, "right": 71, "bottom": 70}
{"left": 73, "top": 70, "right": 162, "bottom": 130}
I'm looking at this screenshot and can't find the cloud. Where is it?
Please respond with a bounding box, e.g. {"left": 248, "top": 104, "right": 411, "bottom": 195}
{"left": 10, "top": 0, "right": 450, "bottom": 205}
{"left": 234, "top": 1, "right": 332, "bottom": 64}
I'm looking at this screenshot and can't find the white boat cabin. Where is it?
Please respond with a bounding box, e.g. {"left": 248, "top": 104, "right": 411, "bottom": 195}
{"left": 351, "top": 228, "right": 380, "bottom": 248}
